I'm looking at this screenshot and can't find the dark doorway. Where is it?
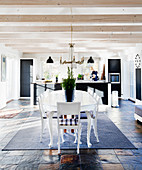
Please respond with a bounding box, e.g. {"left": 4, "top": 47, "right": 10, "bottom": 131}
{"left": 20, "top": 59, "right": 33, "bottom": 97}
{"left": 136, "top": 68, "right": 141, "bottom": 100}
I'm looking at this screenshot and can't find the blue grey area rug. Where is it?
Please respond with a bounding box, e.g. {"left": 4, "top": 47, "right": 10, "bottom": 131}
{"left": 2, "top": 111, "right": 136, "bottom": 150}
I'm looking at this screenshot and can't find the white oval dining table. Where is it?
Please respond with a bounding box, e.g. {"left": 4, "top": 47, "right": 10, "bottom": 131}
{"left": 43, "top": 90, "right": 97, "bottom": 147}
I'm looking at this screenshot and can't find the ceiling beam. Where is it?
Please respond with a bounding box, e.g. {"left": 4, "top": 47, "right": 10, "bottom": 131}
{"left": 5, "top": 43, "right": 135, "bottom": 48}
{"left": 0, "top": 39, "right": 142, "bottom": 44}
{"left": 0, "top": 26, "right": 142, "bottom": 32}
{"left": 0, "top": 33, "right": 142, "bottom": 39}
{"left": 0, "top": 15, "right": 142, "bottom": 23}
{"left": 0, "top": 0, "right": 142, "bottom": 7}
{"left": 8, "top": 47, "right": 120, "bottom": 53}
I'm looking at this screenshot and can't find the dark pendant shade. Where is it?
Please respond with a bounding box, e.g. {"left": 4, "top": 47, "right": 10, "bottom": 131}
{"left": 46, "top": 56, "right": 54, "bottom": 63}
{"left": 87, "top": 56, "right": 94, "bottom": 63}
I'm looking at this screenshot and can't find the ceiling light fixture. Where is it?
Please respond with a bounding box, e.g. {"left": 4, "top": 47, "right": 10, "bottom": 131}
{"left": 46, "top": 56, "right": 54, "bottom": 63}
{"left": 87, "top": 56, "right": 94, "bottom": 63}
{"left": 60, "top": 8, "right": 84, "bottom": 68}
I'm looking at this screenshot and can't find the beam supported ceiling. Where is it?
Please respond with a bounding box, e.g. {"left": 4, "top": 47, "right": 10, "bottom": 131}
{"left": 0, "top": 0, "right": 142, "bottom": 7}
{"left": 0, "top": 1, "right": 142, "bottom": 54}
{"left": 0, "top": 26, "right": 142, "bottom": 32}
{"left": 0, "top": 15, "right": 142, "bottom": 23}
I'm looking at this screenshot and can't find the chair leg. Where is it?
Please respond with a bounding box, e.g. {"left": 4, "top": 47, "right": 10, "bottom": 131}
{"left": 86, "top": 112, "right": 92, "bottom": 147}
{"left": 92, "top": 119, "right": 99, "bottom": 142}
{"left": 61, "top": 129, "right": 65, "bottom": 143}
{"left": 48, "top": 114, "right": 53, "bottom": 147}
{"left": 40, "top": 120, "right": 44, "bottom": 142}
{"left": 87, "top": 116, "right": 92, "bottom": 147}
{"left": 58, "top": 128, "right": 60, "bottom": 154}
{"left": 74, "top": 129, "right": 77, "bottom": 143}
{"left": 77, "top": 124, "right": 81, "bottom": 154}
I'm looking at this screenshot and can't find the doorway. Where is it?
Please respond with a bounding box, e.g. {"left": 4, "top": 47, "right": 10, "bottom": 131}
{"left": 136, "top": 68, "right": 141, "bottom": 100}
{"left": 20, "top": 59, "right": 33, "bottom": 97}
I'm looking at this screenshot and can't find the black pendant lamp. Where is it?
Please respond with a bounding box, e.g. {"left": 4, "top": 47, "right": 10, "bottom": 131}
{"left": 87, "top": 56, "right": 94, "bottom": 63}
{"left": 46, "top": 56, "right": 54, "bottom": 63}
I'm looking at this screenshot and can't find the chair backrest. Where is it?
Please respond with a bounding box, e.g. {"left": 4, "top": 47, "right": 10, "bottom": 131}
{"left": 38, "top": 94, "right": 46, "bottom": 118}
{"left": 96, "top": 95, "right": 103, "bottom": 105}
{"left": 57, "top": 102, "right": 81, "bottom": 121}
{"left": 95, "top": 89, "right": 104, "bottom": 98}
{"left": 87, "top": 86, "right": 94, "bottom": 96}
{"left": 93, "top": 93, "right": 97, "bottom": 100}
{"left": 95, "top": 89, "right": 103, "bottom": 104}
{"left": 95, "top": 95, "right": 101, "bottom": 116}
{"left": 43, "top": 89, "right": 50, "bottom": 99}
{"left": 45, "top": 88, "right": 50, "bottom": 94}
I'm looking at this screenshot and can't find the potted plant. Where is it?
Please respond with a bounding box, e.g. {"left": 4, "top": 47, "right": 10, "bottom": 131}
{"left": 61, "top": 67, "right": 76, "bottom": 102}
{"left": 78, "top": 74, "right": 82, "bottom": 80}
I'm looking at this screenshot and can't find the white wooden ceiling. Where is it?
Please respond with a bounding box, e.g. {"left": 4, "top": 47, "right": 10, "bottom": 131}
{"left": 0, "top": 0, "right": 142, "bottom": 54}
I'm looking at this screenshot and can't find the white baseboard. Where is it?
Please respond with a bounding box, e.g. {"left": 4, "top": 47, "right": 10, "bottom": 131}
{"left": 19, "top": 97, "right": 30, "bottom": 100}
{"left": 128, "top": 97, "right": 136, "bottom": 103}
{"left": 134, "top": 113, "right": 142, "bottom": 122}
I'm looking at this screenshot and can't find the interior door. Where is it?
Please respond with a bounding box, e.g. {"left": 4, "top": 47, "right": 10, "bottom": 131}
{"left": 136, "top": 68, "right": 141, "bottom": 100}
{"left": 20, "top": 59, "right": 33, "bottom": 97}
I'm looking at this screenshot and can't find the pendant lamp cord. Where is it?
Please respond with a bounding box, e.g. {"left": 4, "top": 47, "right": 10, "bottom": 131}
{"left": 71, "top": 8, "right": 72, "bottom": 44}
{"left": 70, "top": 7, "right": 73, "bottom": 70}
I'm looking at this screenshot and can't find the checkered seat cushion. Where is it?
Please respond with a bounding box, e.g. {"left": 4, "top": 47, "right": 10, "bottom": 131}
{"left": 90, "top": 112, "right": 95, "bottom": 119}
{"left": 59, "top": 118, "right": 78, "bottom": 126}
{"left": 80, "top": 111, "right": 95, "bottom": 119}
{"left": 75, "top": 111, "right": 95, "bottom": 119}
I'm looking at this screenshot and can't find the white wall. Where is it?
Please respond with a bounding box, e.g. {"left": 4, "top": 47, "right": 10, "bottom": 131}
{"left": 121, "top": 55, "right": 130, "bottom": 99}
{"left": 6, "top": 57, "right": 20, "bottom": 101}
{"left": 0, "top": 82, "right": 6, "bottom": 109}
{"left": 0, "top": 45, "right": 22, "bottom": 108}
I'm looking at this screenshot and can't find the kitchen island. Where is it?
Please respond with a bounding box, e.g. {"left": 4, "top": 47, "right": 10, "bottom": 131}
{"left": 76, "top": 80, "right": 111, "bottom": 105}
{"left": 31, "top": 80, "right": 111, "bottom": 106}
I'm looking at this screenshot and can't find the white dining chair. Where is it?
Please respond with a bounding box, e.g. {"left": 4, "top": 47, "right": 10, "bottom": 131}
{"left": 93, "top": 93, "right": 97, "bottom": 101}
{"left": 95, "top": 89, "right": 104, "bottom": 104}
{"left": 94, "top": 93, "right": 109, "bottom": 114}
{"left": 91, "top": 94, "right": 110, "bottom": 144}
{"left": 87, "top": 86, "right": 94, "bottom": 96}
{"left": 38, "top": 93, "right": 54, "bottom": 147}
{"left": 57, "top": 102, "right": 81, "bottom": 154}
{"left": 44, "top": 88, "right": 50, "bottom": 95}
{"left": 85, "top": 94, "right": 99, "bottom": 146}
{"left": 91, "top": 95, "right": 100, "bottom": 143}
{"left": 38, "top": 94, "right": 47, "bottom": 142}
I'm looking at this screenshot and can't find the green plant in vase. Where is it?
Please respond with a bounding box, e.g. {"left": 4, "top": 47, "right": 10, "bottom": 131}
{"left": 61, "top": 67, "right": 76, "bottom": 102}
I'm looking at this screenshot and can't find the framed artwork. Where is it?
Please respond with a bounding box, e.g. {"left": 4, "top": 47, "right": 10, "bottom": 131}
{"left": 1, "top": 55, "right": 6, "bottom": 82}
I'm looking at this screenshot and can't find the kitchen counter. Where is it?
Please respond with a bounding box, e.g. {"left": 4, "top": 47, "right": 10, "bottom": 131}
{"left": 76, "top": 80, "right": 107, "bottom": 83}
{"left": 32, "top": 80, "right": 111, "bottom": 105}
{"left": 34, "top": 80, "right": 107, "bottom": 84}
